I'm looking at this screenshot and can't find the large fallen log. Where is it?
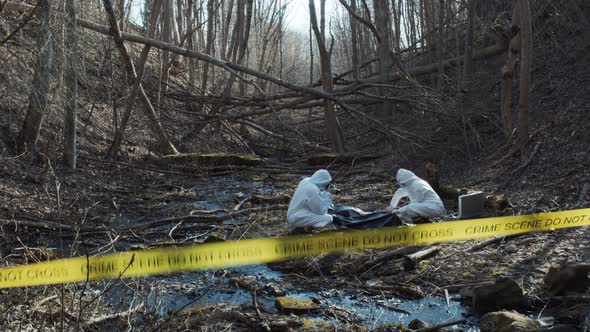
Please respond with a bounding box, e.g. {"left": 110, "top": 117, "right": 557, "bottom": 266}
{"left": 355, "top": 41, "right": 508, "bottom": 84}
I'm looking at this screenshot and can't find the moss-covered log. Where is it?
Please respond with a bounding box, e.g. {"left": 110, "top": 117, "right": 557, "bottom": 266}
{"left": 307, "top": 153, "right": 382, "bottom": 166}
{"left": 161, "top": 153, "right": 263, "bottom": 166}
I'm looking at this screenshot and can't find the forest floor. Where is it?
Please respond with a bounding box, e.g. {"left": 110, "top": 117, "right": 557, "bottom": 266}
{"left": 0, "top": 2, "right": 589, "bottom": 330}
{"left": 0, "top": 153, "right": 588, "bottom": 331}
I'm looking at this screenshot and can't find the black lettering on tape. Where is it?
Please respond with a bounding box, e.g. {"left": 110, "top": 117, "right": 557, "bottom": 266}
{"left": 465, "top": 223, "right": 502, "bottom": 235}
{"left": 26, "top": 266, "right": 67, "bottom": 280}
{"left": 505, "top": 219, "right": 543, "bottom": 231}
{"left": 383, "top": 231, "right": 408, "bottom": 244}
{"left": 563, "top": 215, "right": 587, "bottom": 224}
{"left": 412, "top": 228, "right": 452, "bottom": 241}
{"left": 217, "top": 246, "right": 262, "bottom": 261}
{"left": 317, "top": 236, "right": 359, "bottom": 251}
{"left": 0, "top": 270, "right": 22, "bottom": 282}
{"left": 362, "top": 234, "right": 381, "bottom": 246}
{"left": 81, "top": 260, "right": 117, "bottom": 275}
{"left": 275, "top": 240, "right": 314, "bottom": 256}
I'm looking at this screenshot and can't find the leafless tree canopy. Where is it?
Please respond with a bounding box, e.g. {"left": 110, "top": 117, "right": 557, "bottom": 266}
{"left": 0, "top": 0, "right": 581, "bottom": 164}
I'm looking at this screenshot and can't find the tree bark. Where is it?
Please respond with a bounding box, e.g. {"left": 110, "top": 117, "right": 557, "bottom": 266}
{"left": 391, "top": 0, "right": 401, "bottom": 55}
{"left": 63, "top": 0, "right": 78, "bottom": 169}
{"left": 101, "top": 0, "right": 178, "bottom": 156}
{"left": 500, "top": 1, "right": 521, "bottom": 140}
{"left": 17, "top": 0, "right": 53, "bottom": 155}
{"left": 437, "top": 0, "right": 445, "bottom": 89}
{"left": 199, "top": 0, "right": 215, "bottom": 105}
{"left": 157, "top": 0, "right": 172, "bottom": 113}
{"left": 516, "top": 0, "right": 532, "bottom": 155}
{"left": 373, "top": 0, "right": 393, "bottom": 115}
{"left": 463, "top": 0, "right": 476, "bottom": 77}
{"left": 309, "top": 0, "right": 346, "bottom": 153}
{"left": 221, "top": 0, "right": 234, "bottom": 59}
{"left": 187, "top": 0, "right": 195, "bottom": 85}
{"left": 349, "top": 0, "right": 360, "bottom": 80}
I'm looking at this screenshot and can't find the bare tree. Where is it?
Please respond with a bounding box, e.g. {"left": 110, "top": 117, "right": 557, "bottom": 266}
{"left": 517, "top": 0, "right": 531, "bottom": 153}
{"left": 106, "top": 0, "right": 164, "bottom": 159}
{"left": 187, "top": 0, "right": 196, "bottom": 85}
{"left": 463, "top": 0, "right": 476, "bottom": 77}
{"left": 309, "top": 0, "right": 346, "bottom": 152}
{"left": 500, "top": 0, "right": 521, "bottom": 140}
{"left": 349, "top": 0, "right": 360, "bottom": 80}
{"left": 373, "top": 0, "right": 394, "bottom": 117}
{"left": 437, "top": 0, "right": 445, "bottom": 89}
{"left": 391, "top": 0, "right": 401, "bottom": 55}
{"left": 200, "top": 0, "right": 215, "bottom": 99}
{"left": 17, "top": 0, "right": 53, "bottom": 155}
{"left": 63, "top": 0, "right": 78, "bottom": 168}
{"left": 102, "top": 0, "right": 178, "bottom": 156}
{"left": 157, "top": 0, "right": 173, "bottom": 112}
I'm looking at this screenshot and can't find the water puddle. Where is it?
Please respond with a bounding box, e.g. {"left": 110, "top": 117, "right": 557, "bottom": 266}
{"left": 97, "top": 264, "right": 476, "bottom": 329}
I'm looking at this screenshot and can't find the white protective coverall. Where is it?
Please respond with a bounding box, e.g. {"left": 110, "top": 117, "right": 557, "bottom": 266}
{"left": 388, "top": 168, "right": 444, "bottom": 222}
{"left": 287, "top": 170, "right": 334, "bottom": 228}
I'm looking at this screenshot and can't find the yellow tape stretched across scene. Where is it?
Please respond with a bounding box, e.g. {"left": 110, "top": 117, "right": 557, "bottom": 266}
{"left": 0, "top": 208, "right": 589, "bottom": 288}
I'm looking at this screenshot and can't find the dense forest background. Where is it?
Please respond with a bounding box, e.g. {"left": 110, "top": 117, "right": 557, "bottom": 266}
{"left": 3, "top": 0, "right": 587, "bottom": 168}
{"left": 0, "top": 0, "right": 589, "bottom": 330}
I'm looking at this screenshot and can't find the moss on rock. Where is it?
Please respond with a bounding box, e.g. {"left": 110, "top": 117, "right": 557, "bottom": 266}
{"left": 275, "top": 296, "right": 318, "bottom": 314}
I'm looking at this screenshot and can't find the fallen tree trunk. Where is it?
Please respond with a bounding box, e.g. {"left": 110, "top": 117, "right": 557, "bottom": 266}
{"left": 356, "top": 41, "right": 508, "bottom": 84}
{"left": 403, "top": 245, "right": 440, "bottom": 271}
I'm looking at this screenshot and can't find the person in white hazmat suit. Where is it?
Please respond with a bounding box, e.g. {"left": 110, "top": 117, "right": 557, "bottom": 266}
{"left": 287, "top": 169, "right": 336, "bottom": 228}
{"left": 386, "top": 168, "right": 444, "bottom": 222}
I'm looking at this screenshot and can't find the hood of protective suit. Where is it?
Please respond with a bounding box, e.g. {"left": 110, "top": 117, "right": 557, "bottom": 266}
{"left": 396, "top": 168, "right": 419, "bottom": 186}
{"left": 287, "top": 169, "right": 334, "bottom": 228}
{"left": 309, "top": 169, "right": 332, "bottom": 188}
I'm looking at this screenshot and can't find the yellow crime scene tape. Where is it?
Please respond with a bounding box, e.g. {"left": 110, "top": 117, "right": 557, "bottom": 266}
{"left": 0, "top": 208, "right": 589, "bottom": 288}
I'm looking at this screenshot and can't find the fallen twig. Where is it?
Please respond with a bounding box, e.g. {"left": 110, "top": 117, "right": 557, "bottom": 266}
{"left": 415, "top": 319, "right": 466, "bottom": 332}
{"left": 403, "top": 246, "right": 440, "bottom": 271}
{"left": 377, "top": 303, "right": 411, "bottom": 315}
{"left": 467, "top": 234, "right": 523, "bottom": 252}
{"left": 575, "top": 182, "right": 590, "bottom": 208}
{"left": 234, "top": 196, "right": 252, "bottom": 210}
{"left": 83, "top": 303, "right": 144, "bottom": 328}
{"left": 511, "top": 141, "right": 541, "bottom": 174}
{"left": 0, "top": 218, "right": 104, "bottom": 234}
{"left": 438, "top": 280, "right": 494, "bottom": 291}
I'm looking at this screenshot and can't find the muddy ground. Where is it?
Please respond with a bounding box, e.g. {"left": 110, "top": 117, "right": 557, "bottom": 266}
{"left": 0, "top": 154, "right": 588, "bottom": 331}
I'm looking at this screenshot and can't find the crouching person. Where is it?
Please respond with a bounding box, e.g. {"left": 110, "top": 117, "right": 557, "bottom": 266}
{"left": 387, "top": 168, "right": 444, "bottom": 223}
{"left": 287, "top": 169, "right": 336, "bottom": 228}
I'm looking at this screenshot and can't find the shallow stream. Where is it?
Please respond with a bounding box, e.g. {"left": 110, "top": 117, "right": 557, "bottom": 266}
{"left": 90, "top": 176, "right": 475, "bottom": 329}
